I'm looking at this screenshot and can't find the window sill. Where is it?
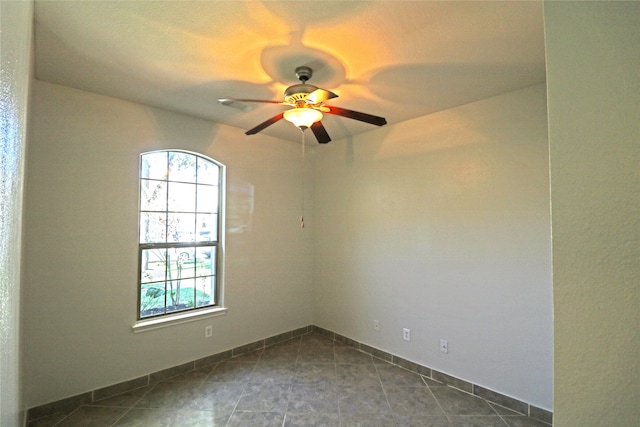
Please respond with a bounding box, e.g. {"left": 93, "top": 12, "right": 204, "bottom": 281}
{"left": 132, "top": 307, "right": 228, "bottom": 333}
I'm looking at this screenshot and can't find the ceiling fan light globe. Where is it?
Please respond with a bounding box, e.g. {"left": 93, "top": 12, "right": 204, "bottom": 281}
{"left": 284, "top": 108, "right": 323, "bottom": 129}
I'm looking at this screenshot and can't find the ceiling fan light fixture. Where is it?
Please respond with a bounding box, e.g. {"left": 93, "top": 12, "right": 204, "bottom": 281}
{"left": 227, "top": 65, "right": 386, "bottom": 142}
{"left": 283, "top": 108, "right": 323, "bottom": 129}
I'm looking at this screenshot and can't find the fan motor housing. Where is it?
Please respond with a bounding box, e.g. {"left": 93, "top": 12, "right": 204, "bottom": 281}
{"left": 284, "top": 84, "right": 317, "bottom": 105}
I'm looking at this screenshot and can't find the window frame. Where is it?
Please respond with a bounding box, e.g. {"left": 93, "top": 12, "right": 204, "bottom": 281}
{"left": 134, "top": 150, "right": 226, "bottom": 328}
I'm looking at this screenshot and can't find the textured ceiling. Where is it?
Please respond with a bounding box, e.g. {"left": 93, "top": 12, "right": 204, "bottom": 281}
{"left": 34, "top": 1, "right": 546, "bottom": 143}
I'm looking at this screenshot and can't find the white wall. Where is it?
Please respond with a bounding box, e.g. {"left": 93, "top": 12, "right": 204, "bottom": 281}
{"left": 545, "top": 2, "right": 640, "bottom": 425}
{"left": 0, "top": 0, "right": 32, "bottom": 425}
{"left": 313, "top": 85, "right": 553, "bottom": 409}
{"left": 22, "top": 80, "right": 314, "bottom": 408}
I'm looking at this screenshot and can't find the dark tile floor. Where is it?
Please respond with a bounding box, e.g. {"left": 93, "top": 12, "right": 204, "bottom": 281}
{"left": 28, "top": 334, "right": 551, "bottom": 426}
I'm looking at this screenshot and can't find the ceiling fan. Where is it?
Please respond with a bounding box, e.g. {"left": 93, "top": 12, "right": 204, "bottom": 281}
{"left": 219, "top": 66, "right": 387, "bottom": 143}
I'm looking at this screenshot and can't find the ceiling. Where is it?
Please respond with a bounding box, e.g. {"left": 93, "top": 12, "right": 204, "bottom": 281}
{"left": 33, "top": 1, "right": 546, "bottom": 143}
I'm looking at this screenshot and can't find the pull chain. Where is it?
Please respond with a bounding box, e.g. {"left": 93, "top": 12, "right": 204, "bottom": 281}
{"left": 300, "top": 128, "right": 306, "bottom": 228}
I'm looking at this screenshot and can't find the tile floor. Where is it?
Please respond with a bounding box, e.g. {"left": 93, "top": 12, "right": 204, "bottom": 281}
{"left": 28, "top": 333, "right": 551, "bottom": 426}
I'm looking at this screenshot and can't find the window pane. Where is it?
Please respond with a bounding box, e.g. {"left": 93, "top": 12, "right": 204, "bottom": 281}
{"left": 168, "top": 152, "right": 197, "bottom": 183}
{"left": 168, "top": 247, "right": 189, "bottom": 265}
{"left": 196, "top": 214, "right": 217, "bottom": 241}
{"left": 141, "top": 152, "right": 168, "bottom": 180}
{"left": 167, "top": 213, "right": 196, "bottom": 242}
{"left": 181, "top": 278, "right": 197, "bottom": 309}
{"left": 197, "top": 160, "right": 219, "bottom": 185}
{"left": 140, "top": 249, "right": 167, "bottom": 283}
{"left": 196, "top": 247, "right": 216, "bottom": 277}
{"left": 140, "top": 212, "right": 166, "bottom": 243}
{"left": 168, "top": 182, "right": 196, "bottom": 212}
{"left": 140, "top": 282, "right": 167, "bottom": 318}
{"left": 166, "top": 248, "right": 194, "bottom": 280}
{"left": 166, "top": 277, "right": 196, "bottom": 312}
{"left": 197, "top": 185, "right": 218, "bottom": 213}
{"left": 178, "top": 248, "right": 197, "bottom": 280}
{"left": 196, "top": 276, "right": 215, "bottom": 307}
{"left": 140, "top": 180, "right": 167, "bottom": 212}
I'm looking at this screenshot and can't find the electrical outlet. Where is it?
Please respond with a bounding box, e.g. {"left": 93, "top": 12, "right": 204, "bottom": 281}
{"left": 373, "top": 320, "right": 380, "bottom": 331}
{"left": 205, "top": 325, "right": 213, "bottom": 338}
{"left": 440, "top": 339, "right": 448, "bottom": 353}
{"left": 403, "top": 328, "right": 411, "bottom": 341}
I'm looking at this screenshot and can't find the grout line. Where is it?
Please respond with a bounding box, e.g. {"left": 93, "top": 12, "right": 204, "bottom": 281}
{"left": 225, "top": 379, "right": 245, "bottom": 427}
{"left": 424, "top": 378, "right": 452, "bottom": 424}
{"left": 50, "top": 404, "right": 82, "bottom": 427}
{"left": 373, "top": 364, "right": 402, "bottom": 423}
{"left": 495, "top": 412, "right": 511, "bottom": 427}
{"left": 110, "top": 407, "right": 132, "bottom": 426}
{"left": 108, "top": 378, "right": 160, "bottom": 426}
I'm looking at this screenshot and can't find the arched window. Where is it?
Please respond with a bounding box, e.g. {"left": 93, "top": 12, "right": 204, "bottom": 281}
{"left": 138, "top": 150, "right": 224, "bottom": 320}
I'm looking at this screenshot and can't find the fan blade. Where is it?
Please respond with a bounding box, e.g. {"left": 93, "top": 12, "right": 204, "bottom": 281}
{"left": 245, "top": 112, "right": 285, "bottom": 135}
{"left": 306, "top": 89, "right": 338, "bottom": 105}
{"left": 310, "top": 121, "right": 331, "bottom": 144}
{"left": 325, "top": 106, "right": 387, "bottom": 126}
{"left": 219, "top": 98, "right": 286, "bottom": 105}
